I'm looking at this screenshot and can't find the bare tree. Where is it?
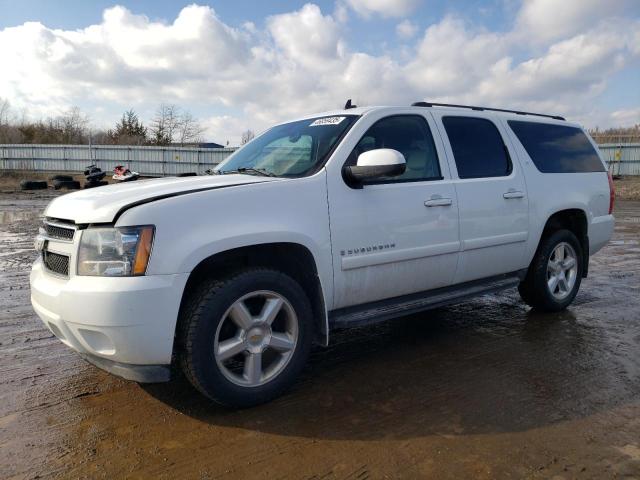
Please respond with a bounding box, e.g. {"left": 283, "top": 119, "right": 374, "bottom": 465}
{"left": 149, "top": 103, "right": 181, "bottom": 145}
{"left": 0, "top": 98, "right": 22, "bottom": 143}
{"left": 0, "top": 98, "right": 10, "bottom": 126}
{"left": 241, "top": 129, "right": 255, "bottom": 145}
{"left": 176, "top": 111, "right": 206, "bottom": 146}
{"left": 589, "top": 125, "right": 640, "bottom": 144}
{"left": 59, "top": 106, "right": 89, "bottom": 143}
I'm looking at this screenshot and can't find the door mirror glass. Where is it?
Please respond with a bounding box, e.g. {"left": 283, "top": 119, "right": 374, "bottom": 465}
{"left": 344, "top": 148, "right": 406, "bottom": 184}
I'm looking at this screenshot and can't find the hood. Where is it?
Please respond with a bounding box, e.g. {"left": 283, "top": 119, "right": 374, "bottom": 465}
{"left": 45, "top": 174, "right": 279, "bottom": 224}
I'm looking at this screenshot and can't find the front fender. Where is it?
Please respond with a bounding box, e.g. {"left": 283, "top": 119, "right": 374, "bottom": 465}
{"left": 115, "top": 173, "right": 334, "bottom": 312}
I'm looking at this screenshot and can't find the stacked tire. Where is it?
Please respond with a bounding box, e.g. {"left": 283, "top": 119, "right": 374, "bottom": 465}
{"left": 53, "top": 179, "right": 81, "bottom": 190}
{"left": 50, "top": 175, "right": 73, "bottom": 182}
{"left": 20, "top": 180, "right": 48, "bottom": 191}
{"left": 84, "top": 180, "right": 108, "bottom": 189}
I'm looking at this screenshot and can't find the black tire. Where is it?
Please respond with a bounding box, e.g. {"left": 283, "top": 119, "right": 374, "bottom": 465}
{"left": 518, "top": 229, "right": 583, "bottom": 312}
{"left": 84, "top": 180, "right": 108, "bottom": 189}
{"left": 177, "top": 172, "right": 197, "bottom": 177}
{"left": 50, "top": 174, "right": 73, "bottom": 182}
{"left": 20, "top": 180, "right": 48, "bottom": 190}
{"left": 53, "top": 179, "right": 81, "bottom": 190}
{"left": 178, "top": 269, "right": 313, "bottom": 408}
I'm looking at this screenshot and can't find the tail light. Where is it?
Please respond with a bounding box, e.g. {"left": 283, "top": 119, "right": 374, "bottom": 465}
{"left": 607, "top": 171, "right": 615, "bottom": 214}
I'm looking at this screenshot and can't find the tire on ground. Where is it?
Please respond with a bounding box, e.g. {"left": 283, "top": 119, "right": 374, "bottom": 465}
{"left": 84, "top": 180, "right": 109, "bottom": 189}
{"left": 53, "top": 179, "right": 81, "bottom": 190}
{"left": 20, "top": 180, "right": 48, "bottom": 190}
{"left": 50, "top": 174, "right": 73, "bottom": 182}
{"left": 178, "top": 268, "right": 314, "bottom": 408}
{"left": 518, "top": 228, "right": 583, "bottom": 312}
{"left": 177, "top": 172, "right": 197, "bottom": 177}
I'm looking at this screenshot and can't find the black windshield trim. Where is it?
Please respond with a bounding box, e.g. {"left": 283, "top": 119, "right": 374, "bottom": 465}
{"left": 216, "top": 115, "right": 361, "bottom": 179}
{"left": 304, "top": 115, "right": 361, "bottom": 177}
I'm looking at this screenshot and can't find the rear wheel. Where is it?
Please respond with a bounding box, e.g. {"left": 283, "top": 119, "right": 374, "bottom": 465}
{"left": 518, "top": 229, "right": 583, "bottom": 311}
{"left": 178, "top": 269, "right": 313, "bottom": 408}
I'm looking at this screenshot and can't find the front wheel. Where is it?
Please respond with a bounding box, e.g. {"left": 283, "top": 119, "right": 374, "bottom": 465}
{"left": 178, "top": 269, "right": 313, "bottom": 408}
{"left": 518, "top": 229, "right": 583, "bottom": 312}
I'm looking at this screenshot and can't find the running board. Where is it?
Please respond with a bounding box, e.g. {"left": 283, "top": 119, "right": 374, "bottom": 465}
{"left": 329, "top": 271, "right": 525, "bottom": 329}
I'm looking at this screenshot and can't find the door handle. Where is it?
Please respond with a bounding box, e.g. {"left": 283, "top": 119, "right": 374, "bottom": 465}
{"left": 424, "top": 197, "right": 453, "bottom": 207}
{"left": 503, "top": 190, "right": 525, "bottom": 199}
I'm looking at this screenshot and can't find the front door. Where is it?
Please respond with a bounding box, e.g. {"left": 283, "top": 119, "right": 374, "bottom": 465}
{"left": 326, "top": 113, "right": 461, "bottom": 309}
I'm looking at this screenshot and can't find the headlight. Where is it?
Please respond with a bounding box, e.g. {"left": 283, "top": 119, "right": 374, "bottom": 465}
{"left": 77, "top": 226, "right": 154, "bottom": 276}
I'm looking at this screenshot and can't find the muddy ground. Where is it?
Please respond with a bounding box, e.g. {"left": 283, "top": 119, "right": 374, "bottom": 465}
{"left": 1, "top": 188, "right": 639, "bottom": 479}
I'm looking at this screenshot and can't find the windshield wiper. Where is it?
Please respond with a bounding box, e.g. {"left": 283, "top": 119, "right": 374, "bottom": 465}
{"left": 215, "top": 167, "right": 277, "bottom": 177}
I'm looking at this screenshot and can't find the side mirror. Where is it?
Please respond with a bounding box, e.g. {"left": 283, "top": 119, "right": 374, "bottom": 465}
{"left": 343, "top": 149, "right": 406, "bottom": 185}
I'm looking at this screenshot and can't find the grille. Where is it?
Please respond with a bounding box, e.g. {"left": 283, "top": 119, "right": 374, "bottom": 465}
{"left": 43, "top": 251, "right": 70, "bottom": 277}
{"left": 44, "top": 221, "right": 75, "bottom": 241}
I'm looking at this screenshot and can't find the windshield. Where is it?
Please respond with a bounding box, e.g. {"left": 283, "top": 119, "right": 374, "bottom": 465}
{"left": 215, "top": 115, "right": 358, "bottom": 177}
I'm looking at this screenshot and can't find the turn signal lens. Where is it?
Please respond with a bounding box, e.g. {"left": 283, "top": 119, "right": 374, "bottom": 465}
{"left": 133, "top": 227, "right": 154, "bottom": 275}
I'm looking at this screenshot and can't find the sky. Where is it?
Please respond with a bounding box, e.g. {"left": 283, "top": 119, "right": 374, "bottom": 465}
{"left": 0, "top": 0, "right": 638, "bottom": 145}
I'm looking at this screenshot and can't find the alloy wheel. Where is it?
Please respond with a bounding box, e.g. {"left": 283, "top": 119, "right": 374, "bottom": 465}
{"left": 546, "top": 242, "right": 578, "bottom": 300}
{"left": 213, "top": 290, "right": 298, "bottom": 387}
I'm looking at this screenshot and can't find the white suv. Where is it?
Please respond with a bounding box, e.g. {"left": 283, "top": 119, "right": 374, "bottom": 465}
{"left": 30, "top": 102, "right": 615, "bottom": 407}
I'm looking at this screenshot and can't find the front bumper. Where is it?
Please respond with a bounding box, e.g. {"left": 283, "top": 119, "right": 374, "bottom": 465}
{"left": 80, "top": 353, "right": 170, "bottom": 383}
{"left": 30, "top": 258, "right": 189, "bottom": 381}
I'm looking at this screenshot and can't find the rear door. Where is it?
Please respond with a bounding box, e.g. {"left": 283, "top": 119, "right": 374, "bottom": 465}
{"left": 432, "top": 113, "right": 529, "bottom": 284}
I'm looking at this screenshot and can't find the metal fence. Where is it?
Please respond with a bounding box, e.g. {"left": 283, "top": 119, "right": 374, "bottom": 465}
{"left": 0, "top": 144, "right": 237, "bottom": 176}
{"left": 599, "top": 144, "right": 640, "bottom": 176}
{"left": 1, "top": 143, "right": 639, "bottom": 176}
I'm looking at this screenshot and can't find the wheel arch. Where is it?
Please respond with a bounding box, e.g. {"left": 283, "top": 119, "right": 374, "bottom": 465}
{"left": 537, "top": 208, "right": 589, "bottom": 277}
{"left": 176, "top": 242, "right": 329, "bottom": 349}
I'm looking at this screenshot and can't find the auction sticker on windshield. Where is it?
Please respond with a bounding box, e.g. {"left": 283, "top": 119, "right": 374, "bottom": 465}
{"left": 310, "top": 116, "right": 346, "bottom": 126}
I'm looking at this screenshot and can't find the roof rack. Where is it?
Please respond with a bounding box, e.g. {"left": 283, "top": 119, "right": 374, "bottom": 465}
{"left": 411, "top": 101, "right": 565, "bottom": 121}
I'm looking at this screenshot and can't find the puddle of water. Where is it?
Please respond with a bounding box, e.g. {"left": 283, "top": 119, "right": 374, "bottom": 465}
{"left": 609, "top": 239, "right": 640, "bottom": 245}
{"left": 0, "top": 210, "right": 42, "bottom": 224}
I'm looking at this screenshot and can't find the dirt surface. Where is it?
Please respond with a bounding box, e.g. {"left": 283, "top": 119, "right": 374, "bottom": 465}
{"left": 1, "top": 190, "right": 639, "bottom": 479}
{"left": 614, "top": 177, "right": 640, "bottom": 201}
{"left": 0, "top": 171, "right": 106, "bottom": 189}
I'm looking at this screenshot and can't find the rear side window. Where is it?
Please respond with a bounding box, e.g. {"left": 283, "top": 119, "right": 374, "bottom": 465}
{"left": 508, "top": 121, "right": 604, "bottom": 173}
{"left": 442, "top": 116, "right": 511, "bottom": 179}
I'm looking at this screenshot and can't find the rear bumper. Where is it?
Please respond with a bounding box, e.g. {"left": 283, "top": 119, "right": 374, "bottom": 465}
{"left": 589, "top": 214, "right": 615, "bottom": 255}
{"left": 30, "top": 258, "right": 189, "bottom": 374}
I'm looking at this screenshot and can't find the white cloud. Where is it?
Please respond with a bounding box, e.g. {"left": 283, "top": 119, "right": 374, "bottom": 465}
{"left": 345, "top": 0, "right": 422, "bottom": 18}
{"left": 396, "top": 20, "right": 418, "bottom": 39}
{"left": 406, "top": 17, "right": 509, "bottom": 96}
{"left": 610, "top": 108, "right": 640, "bottom": 127}
{"left": 0, "top": 2, "right": 638, "bottom": 144}
{"left": 515, "top": 0, "right": 635, "bottom": 44}
{"left": 267, "top": 4, "right": 346, "bottom": 67}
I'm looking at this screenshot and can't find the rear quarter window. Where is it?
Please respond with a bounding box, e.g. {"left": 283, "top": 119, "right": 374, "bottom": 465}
{"left": 508, "top": 121, "right": 605, "bottom": 173}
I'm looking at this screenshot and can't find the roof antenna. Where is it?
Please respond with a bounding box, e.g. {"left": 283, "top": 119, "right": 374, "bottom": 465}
{"left": 344, "top": 99, "right": 357, "bottom": 109}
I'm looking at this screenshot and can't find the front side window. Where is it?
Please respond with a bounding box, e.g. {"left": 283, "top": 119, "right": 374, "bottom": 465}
{"left": 216, "top": 115, "right": 358, "bottom": 177}
{"left": 346, "top": 115, "right": 441, "bottom": 182}
{"left": 442, "top": 116, "right": 511, "bottom": 179}
{"left": 508, "top": 121, "right": 605, "bottom": 173}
